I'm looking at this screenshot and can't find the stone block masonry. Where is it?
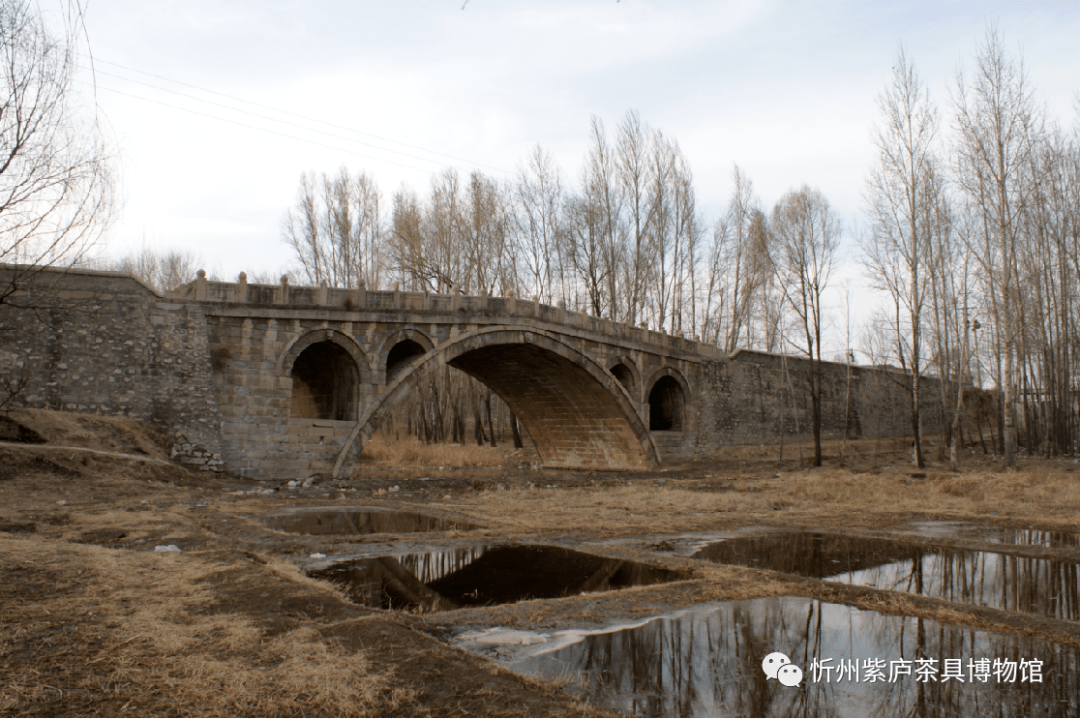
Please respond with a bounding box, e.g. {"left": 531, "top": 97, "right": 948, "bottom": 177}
{"left": 697, "top": 350, "right": 943, "bottom": 451}
{"left": 0, "top": 266, "right": 225, "bottom": 470}
{"left": 1, "top": 265, "right": 943, "bottom": 479}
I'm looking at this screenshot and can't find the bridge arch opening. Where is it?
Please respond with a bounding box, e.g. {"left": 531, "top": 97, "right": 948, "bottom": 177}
{"left": 386, "top": 340, "right": 427, "bottom": 383}
{"left": 335, "top": 328, "right": 662, "bottom": 476}
{"left": 610, "top": 362, "right": 636, "bottom": 393}
{"left": 290, "top": 341, "right": 359, "bottom": 421}
{"left": 649, "top": 375, "right": 684, "bottom": 431}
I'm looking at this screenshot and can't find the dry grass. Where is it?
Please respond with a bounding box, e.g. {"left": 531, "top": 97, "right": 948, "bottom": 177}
{"left": 5, "top": 408, "right": 169, "bottom": 459}
{"left": 0, "top": 536, "right": 406, "bottom": 717}
{"left": 455, "top": 458, "right": 1080, "bottom": 535}
{"left": 359, "top": 435, "right": 517, "bottom": 467}
{"left": 461, "top": 483, "right": 759, "bottom": 534}
{"left": 776, "top": 461, "right": 1080, "bottom": 521}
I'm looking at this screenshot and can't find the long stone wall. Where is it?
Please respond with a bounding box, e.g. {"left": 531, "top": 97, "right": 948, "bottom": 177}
{"left": 0, "top": 266, "right": 226, "bottom": 470}
{"left": 697, "top": 349, "right": 942, "bottom": 452}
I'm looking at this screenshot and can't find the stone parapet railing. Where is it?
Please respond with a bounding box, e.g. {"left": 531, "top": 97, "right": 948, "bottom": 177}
{"left": 169, "top": 271, "right": 724, "bottom": 358}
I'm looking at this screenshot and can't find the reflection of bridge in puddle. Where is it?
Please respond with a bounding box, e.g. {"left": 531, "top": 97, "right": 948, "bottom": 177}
{"left": 310, "top": 545, "right": 687, "bottom": 611}
{"left": 499, "top": 597, "right": 1080, "bottom": 717}
{"left": 694, "top": 532, "right": 1080, "bottom": 622}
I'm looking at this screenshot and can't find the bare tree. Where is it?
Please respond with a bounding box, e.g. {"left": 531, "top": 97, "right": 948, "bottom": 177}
{"left": 770, "top": 186, "right": 842, "bottom": 466}
{"left": 563, "top": 191, "right": 611, "bottom": 317}
{"left": 668, "top": 146, "right": 701, "bottom": 336}
{"left": 862, "top": 48, "right": 941, "bottom": 468}
{"left": 281, "top": 167, "right": 384, "bottom": 289}
{"left": 462, "top": 170, "right": 512, "bottom": 295}
{"left": 0, "top": 0, "right": 115, "bottom": 307}
{"left": 107, "top": 246, "right": 203, "bottom": 292}
{"left": 582, "top": 116, "right": 625, "bottom": 320}
{"left": 512, "top": 145, "right": 565, "bottom": 304}
{"left": 616, "top": 110, "right": 653, "bottom": 325}
{"left": 723, "top": 166, "right": 771, "bottom": 352}
{"left": 952, "top": 27, "right": 1042, "bottom": 467}
{"left": 698, "top": 213, "right": 731, "bottom": 346}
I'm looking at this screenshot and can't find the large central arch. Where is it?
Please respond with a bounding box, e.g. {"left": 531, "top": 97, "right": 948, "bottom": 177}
{"left": 332, "top": 326, "right": 660, "bottom": 477}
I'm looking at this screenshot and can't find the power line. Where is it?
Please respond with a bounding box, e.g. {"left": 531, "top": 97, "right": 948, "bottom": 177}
{"left": 80, "top": 81, "right": 439, "bottom": 175}
{"left": 78, "top": 54, "right": 510, "bottom": 176}
{"left": 90, "top": 67, "right": 460, "bottom": 171}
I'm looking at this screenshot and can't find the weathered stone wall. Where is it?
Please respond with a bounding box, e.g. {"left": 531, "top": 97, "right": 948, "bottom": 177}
{"left": 693, "top": 349, "right": 942, "bottom": 455}
{"left": 0, "top": 267, "right": 225, "bottom": 470}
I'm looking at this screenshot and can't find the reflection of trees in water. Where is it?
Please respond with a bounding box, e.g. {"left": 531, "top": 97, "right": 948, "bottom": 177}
{"left": 313, "top": 545, "right": 684, "bottom": 611}
{"left": 515, "top": 599, "right": 818, "bottom": 716}
{"left": 270, "top": 510, "right": 469, "bottom": 534}
{"left": 310, "top": 555, "right": 461, "bottom": 610}
{"left": 311, "top": 547, "right": 488, "bottom": 610}
{"left": 429, "top": 546, "right": 683, "bottom": 606}
{"left": 398, "top": 546, "right": 488, "bottom": 585}
{"left": 851, "top": 550, "right": 1080, "bottom": 621}
{"left": 695, "top": 532, "right": 1080, "bottom": 622}
{"left": 515, "top": 598, "right": 1080, "bottom": 717}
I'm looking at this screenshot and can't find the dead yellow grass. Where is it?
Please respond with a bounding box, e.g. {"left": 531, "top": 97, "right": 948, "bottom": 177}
{"left": 6, "top": 407, "right": 169, "bottom": 459}
{"left": 0, "top": 535, "right": 406, "bottom": 717}
{"left": 359, "top": 435, "right": 513, "bottom": 467}
{"left": 778, "top": 463, "right": 1080, "bottom": 520}
{"left": 456, "top": 461, "right": 1080, "bottom": 534}
{"left": 462, "top": 483, "right": 763, "bottom": 535}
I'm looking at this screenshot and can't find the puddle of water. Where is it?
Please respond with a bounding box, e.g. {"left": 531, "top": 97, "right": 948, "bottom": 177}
{"left": 263, "top": 508, "right": 478, "bottom": 535}
{"left": 693, "top": 533, "right": 1080, "bottom": 622}
{"left": 896, "top": 521, "right": 1080, "bottom": 548}
{"left": 501, "top": 597, "right": 1079, "bottom": 717}
{"left": 309, "top": 546, "right": 488, "bottom": 610}
{"left": 310, "top": 544, "right": 687, "bottom": 611}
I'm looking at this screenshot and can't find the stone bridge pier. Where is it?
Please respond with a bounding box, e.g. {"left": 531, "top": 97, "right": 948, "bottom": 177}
{"left": 183, "top": 274, "right": 721, "bottom": 479}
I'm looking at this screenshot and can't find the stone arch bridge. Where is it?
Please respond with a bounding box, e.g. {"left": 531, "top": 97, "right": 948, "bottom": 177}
{"left": 0, "top": 265, "right": 932, "bottom": 480}
{"left": 180, "top": 273, "right": 722, "bottom": 479}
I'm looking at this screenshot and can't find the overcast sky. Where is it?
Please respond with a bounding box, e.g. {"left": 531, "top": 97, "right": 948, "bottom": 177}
{"left": 72, "top": 0, "right": 1079, "bottom": 302}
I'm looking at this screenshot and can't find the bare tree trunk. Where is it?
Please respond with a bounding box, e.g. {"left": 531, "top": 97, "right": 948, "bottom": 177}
{"left": 484, "top": 389, "right": 497, "bottom": 448}
{"left": 510, "top": 411, "right": 523, "bottom": 449}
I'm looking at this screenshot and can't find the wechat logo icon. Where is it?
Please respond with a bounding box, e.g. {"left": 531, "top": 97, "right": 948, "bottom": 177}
{"left": 762, "top": 651, "right": 803, "bottom": 687}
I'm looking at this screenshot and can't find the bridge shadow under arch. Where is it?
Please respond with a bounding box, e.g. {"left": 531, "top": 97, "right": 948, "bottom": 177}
{"left": 332, "top": 327, "right": 660, "bottom": 477}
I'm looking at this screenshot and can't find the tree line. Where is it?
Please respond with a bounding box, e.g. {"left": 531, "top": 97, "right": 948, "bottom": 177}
{"left": 272, "top": 29, "right": 1080, "bottom": 466}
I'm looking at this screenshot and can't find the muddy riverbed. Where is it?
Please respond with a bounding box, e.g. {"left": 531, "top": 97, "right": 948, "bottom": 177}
{"left": 3, "top": 408, "right": 1080, "bottom": 717}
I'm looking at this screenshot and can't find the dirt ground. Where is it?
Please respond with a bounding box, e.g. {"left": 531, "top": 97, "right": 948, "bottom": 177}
{"left": 3, "top": 408, "right": 1080, "bottom": 717}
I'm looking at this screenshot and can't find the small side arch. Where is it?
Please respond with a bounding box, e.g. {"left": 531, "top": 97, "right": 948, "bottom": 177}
{"left": 607, "top": 356, "right": 640, "bottom": 399}
{"left": 278, "top": 329, "right": 368, "bottom": 422}
{"left": 277, "top": 328, "right": 368, "bottom": 379}
{"left": 378, "top": 328, "right": 435, "bottom": 384}
{"left": 645, "top": 366, "right": 691, "bottom": 432}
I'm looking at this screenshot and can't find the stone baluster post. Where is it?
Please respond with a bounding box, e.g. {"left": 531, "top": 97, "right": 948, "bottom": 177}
{"left": 278, "top": 275, "right": 290, "bottom": 305}
{"left": 356, "top": 278, "right": 366, "bottom": 309}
